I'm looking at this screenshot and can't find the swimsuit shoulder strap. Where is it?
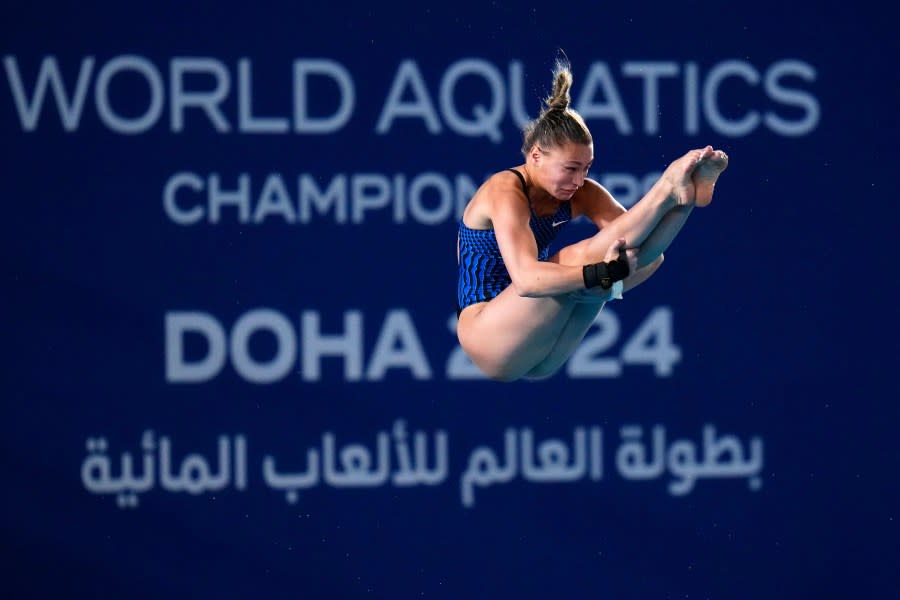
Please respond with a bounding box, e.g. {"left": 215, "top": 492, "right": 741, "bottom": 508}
{"left": 506, "top": 168, "right": 533, "bottom": 214}
{"left": 506, "top": 168, "right": 528, "bottom": 195}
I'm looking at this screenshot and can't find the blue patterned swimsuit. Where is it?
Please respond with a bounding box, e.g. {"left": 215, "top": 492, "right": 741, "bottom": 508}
{"left": 457, "top": 169, "right": 572, "bottom": 314}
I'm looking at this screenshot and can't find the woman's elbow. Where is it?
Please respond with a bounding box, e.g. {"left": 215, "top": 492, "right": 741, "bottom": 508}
{"left": 509, "top": 274, "right": 544, "bottom": 298}
{"left": 511, "top": 280, "right": 540, "bottom": 298}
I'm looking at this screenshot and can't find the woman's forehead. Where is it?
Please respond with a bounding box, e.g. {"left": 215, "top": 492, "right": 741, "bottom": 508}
{"left": 553, "top": 142, "right": 594, "bottom": 163}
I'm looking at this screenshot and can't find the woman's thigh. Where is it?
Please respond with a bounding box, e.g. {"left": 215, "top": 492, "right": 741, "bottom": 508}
{"left": 457, "top": 288, "right": 577, "bottom": 381}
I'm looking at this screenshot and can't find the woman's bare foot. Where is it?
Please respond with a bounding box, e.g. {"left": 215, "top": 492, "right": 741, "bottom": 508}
{"left": 663, "top": 147, "right": 710, "bottom": 207}
{"left": 692, "top": 148, "right": 729, "bottom": 207}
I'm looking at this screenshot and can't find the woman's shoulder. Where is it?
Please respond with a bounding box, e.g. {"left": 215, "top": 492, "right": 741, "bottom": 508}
{"left": 462, "top": 167, "right": 529, "bottom": 228}
{"left": 571, "top": 177, "right": 626, "bottom": 222}
{"left": 572, "top": 177, "right": 618, "bottom": 204}
{"left": 481, "top": 167, "right": 528, "bottom": 197}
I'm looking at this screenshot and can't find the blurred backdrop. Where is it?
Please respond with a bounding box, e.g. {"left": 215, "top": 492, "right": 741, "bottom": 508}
{"left": 2, "top": 1, "right": 898, "bottom": 598}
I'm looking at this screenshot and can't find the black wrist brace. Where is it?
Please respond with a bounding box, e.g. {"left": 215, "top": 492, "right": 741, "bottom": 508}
{"left": 582, "top": 253, "right": 630, "bottom": 289}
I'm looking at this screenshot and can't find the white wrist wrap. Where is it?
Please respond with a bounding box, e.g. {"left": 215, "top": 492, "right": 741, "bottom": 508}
{"left": 611, "top": 280, "right": 624, "bottom": 300}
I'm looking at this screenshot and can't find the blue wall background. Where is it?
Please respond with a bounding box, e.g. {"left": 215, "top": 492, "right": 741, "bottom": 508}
{"left": 3, "top": 1, "right": 898, "bottom": 598}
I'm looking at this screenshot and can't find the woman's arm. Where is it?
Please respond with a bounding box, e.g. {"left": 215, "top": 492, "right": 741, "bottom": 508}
{"left": 488, "top": 178, "right": 586, "bottom": 298}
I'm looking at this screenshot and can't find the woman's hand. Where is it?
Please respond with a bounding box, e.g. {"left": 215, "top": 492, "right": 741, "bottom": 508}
{"left": 569, "top": 238, "right": 636, "bottom": 303}
{"left": 616, "top": 244, "right": 639, "bottom": 279}
{"left": 603, "top": 237, "right": 638, "bottom": 279}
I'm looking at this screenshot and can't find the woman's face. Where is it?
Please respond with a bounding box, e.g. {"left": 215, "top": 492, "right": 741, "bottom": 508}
{"left": 533, "top": 142, "right": 594, "bottom": 200}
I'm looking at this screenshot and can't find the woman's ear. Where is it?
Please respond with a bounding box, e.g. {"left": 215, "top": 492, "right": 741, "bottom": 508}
{"left": 528, "top": 144, "right": 541, "bottom": 164}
